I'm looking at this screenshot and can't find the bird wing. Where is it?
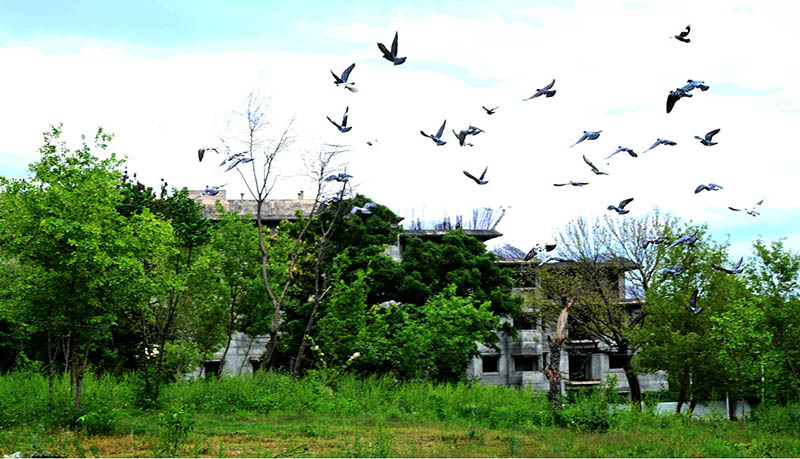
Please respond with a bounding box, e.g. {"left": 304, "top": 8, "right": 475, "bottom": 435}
{"left": 364, "top": 202, "right": 378, "bottom": 209}
{"left": 570, "top": 134, "right": 587, "bottom": 148}
{"left": 524, "top": 247, "right": 538, "bottom": 261}
{"left": 342, "top": 106, "right": 349, "bottom": 127}
{"left": 522, "top": 93, "right": 536, "bottom": 101}
{"left": 225, "top": 158, "right": 242, "bottom": 172}
{"left": 198, "top": 148, "right": 204, "bottom": 162}
{"left": 706, "top": 128, "right": 720, "bottom": 140}
{"left": 728, "top": 206, "right": 742, "bottom": 211}
{"left": 478, "top": 166, "right": 488, "bottom": 181}
{"left": 583, "top": 155, "right": 599, "bottom": 172}
{"left": 553, "top": 183, "right": 567, "bottom": 187}
{"left": 695, "top": 184, "right": 708, "bottom": 193}
{"left": 541, "top": 79, "right": 555, "bottom": 90}
{"left": 680, "top": 25, "right": 691, "bottom": 37}
{"left": 341, "top": 63, "right": 355, "bottom": 82}
{"left": 391, "top": 31, "right": 399, "bottom": 56}
{"left": 327, "top": 116, "right": 342, "bottom": 131}
{"left": 435, "top": 120, "right": 446, "bottom": 138}
{"left": 420, "top": 130, "right": 431, "bottom": 139}
{"left": 575, "top": 181, "right": 589, "bottom": 186}
{"left": 544, "top": 243, "right": 556, "bottom": 252}
{"left": 482, "top": 105, "right": 491, "bottom": 113}
{"left": 330, "top": 70, "right": 343, "bottom": 84}
{"left": 689, "top": 288, "right": 699, "bottom": 308}
{"left": 377, "top": 42, "right": 394, "bottom": 61}
{"left": 666, "top": 92, "right": 679, "bottom": 113}
{"left": 619, "top": 197, "right": 634, "bottom": 209}
{"left": 733, "top": 257, "right": 743, "bottom": 270}
{"left": 463, "top": 170, "right": 480, "bottom": 184}
{"left": 755, "top": 199, "right": 764, "bottom": 206}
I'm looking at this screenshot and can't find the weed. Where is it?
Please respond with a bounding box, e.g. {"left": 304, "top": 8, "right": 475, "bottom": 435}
{"left": 154, "top": 405, "right": 196, "bottom": 457}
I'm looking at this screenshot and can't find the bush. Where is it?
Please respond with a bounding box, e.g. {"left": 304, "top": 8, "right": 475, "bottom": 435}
{"left": 750, "top": 403, "right": 800, "bottom": 433}
{"left": 155, "top": 405, "right": 196, "bottom": 457}
{"left": 76, "top": 406, "right": 118, "bottom": 436}
{"left": 557, "top": 389, "right": 619, "bottom": 432}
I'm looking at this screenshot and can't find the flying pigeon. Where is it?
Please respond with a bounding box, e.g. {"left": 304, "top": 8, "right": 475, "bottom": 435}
{"left": 583, "top": 155, "right": 609, "bottom": 175}
{"left": 681, "top": 80, "right": 710, "bottom": 92}
{"left": 643, "top": 138, "right": 677, "bottom": 153}
{"left": 466, "top": 125, "right": 484, "bottom": 136}
{"left": 694, "top": 183, "right": 723, "bottom": 193}
{"left": 608, "top": 198, "right": 634, "bottom": 215}
{"left": 712, "top": 257, "right": 744, "bottom": 275}
{"left": 366, "top": 139, "right": 377, "bottom": 146}
{"left": 660, "top": 265, "right": 686, "bottom": 276}
{"left": 317, "top": 196, "right": 341, "bottom": 213}
{"left": 666, "top": 88, "right": 692, "bottom": 113}
{"left": 667, "top": 229, "right": 700, "bottom": 250}
{"left": 728, "top": 198, "right": 764, "bottom": 217}
{"left": 377, "top": 31, "right": 406, "bottom": 65}
{"left": 686, "top": 288, "right": 703, "bottom": 314}
{"left": 452, "top": 129, "right": 474, "bottom": 147}
{"left": 327, "top": 106, "right": 352, "bottom": 133}
{"left": 463, "top": 167, "right": 489, "bottom": 185}
{"left": 554, "top": 181, "right": 589, "bottom": 187}
{"left": 605, "top": 146, "right": 637, "bottom": 161}
{"left": 570, "top": 130, "right": 602, "bottom": 147}
{"left": 351, "top": 202, "right": 378, "bottom": 215}
{"left": 421, "top": 120, "right": 447, "bottom": 146}
{"left": 523, "top": 79, "right": 556, "bottom": 100}
{"left": 482, "top": 105, "right": 499, "bottom": 115}
{"left": 643, "top": 235, "right": 668, "bottom": 248}
{"left": 672, "top": 25, "right": 691, "bottom": 43}
{"left": 524, "top": 243, "right": 557, "bottom": 261}
{"left": 198, "top": 147, "right": 219, "bottom": 162}
{"left": 219, "top": 151, "right": 246, "bottom": 167}
{"left": 194, "top": 184, "right": 226, "bottom": 199}
{"left": 331, "top": 63, "right": 358, "bottom": 92}
{"left": 695, "top": 129, "right": 720, "bottom": 146}
{"left": 225, "top": 156, "right": 254, "bottom": 172}
{"left": 325, "top": 173, "right": 353, "bottom": 183}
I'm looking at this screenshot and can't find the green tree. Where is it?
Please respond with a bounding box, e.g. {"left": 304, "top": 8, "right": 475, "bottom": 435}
{"left": 710, "top": 298, "right": 772, "bottom": 424}
{"left": 0, "top": 125, "right": 175, "bottom": 408}
{"left": 632, "top": 223, "right": 748, "bottom": 413}
{"left": 747, "top": 239, "right": 800, "bottom": 403}
{"left": 398, "top": 230, "right": 522, "bottom": 319}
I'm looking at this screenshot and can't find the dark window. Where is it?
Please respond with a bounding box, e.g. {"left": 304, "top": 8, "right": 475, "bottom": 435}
{"left": 515, "top": 316, "right": 534, "bottom": 330}
{"left": 482, "top": 355, "right": 500, "bottom": 373}
{"left": 608, "top": 353, "right": 628, "bottom": 369}
{"left": 513, "top": 355, "right": 538, "bottom": 372}
{"left": 203, "top": 360, "right": 223, "bottom": 378}
{"left": 249, "top": 358, "right": 263, "bottom": 373}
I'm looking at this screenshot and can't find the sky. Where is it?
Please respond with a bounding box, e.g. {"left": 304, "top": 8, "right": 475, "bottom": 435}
{"left": 1, "top": 0, "right": 798, "bottom": 259}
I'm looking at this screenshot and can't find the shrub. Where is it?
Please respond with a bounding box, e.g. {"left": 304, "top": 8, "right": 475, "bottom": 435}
{"left": 750, "top": 403, "right": 800, "bottom": 433}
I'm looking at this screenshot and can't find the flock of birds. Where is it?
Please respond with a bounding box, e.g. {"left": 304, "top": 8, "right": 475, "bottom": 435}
{"left": 189, "top": 24, "right": 766, "bottom": 316}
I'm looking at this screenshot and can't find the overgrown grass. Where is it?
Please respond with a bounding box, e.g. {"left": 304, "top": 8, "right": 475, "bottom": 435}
{"left": 1, "top": 370, "right": 800, "bottom": 457}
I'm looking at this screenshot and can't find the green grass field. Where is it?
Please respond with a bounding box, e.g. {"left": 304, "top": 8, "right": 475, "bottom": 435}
{"left": 1, "top": 370, "right": 798, "bottom": 457}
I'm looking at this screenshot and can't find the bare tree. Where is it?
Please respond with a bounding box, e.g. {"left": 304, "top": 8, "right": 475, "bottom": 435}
{"left": 550, "top": 210, "right": 678, "bottom": 405}
{"left": 290, "top": 148, "right": 350, "bottom": 377}
{"left": 221, "top": 93, "right": 350, "bottom": 370}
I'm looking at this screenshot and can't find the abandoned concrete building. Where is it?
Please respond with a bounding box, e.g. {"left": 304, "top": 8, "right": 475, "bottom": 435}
{"left": 190, "top": 191, "right": 666, "bottom": 395}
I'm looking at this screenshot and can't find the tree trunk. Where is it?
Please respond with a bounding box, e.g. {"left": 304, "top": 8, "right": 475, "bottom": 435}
{"left": 74, "top": 342, "right": 90, "bottom": 409}
{"left": 689, "top": 395, "right": 698, "bottom": 414}
{"left": 728, "top": 397, "right": 738, "bottom": 421}
{"left": 676, "top": 366, "right": 689, "bottom": 413}
{"left": 46, "top": 332, "right": 55, "bottom": 400}
{"left": 620, "top": 346, "right": 641, "bottom": 409}
{"left": 544, "top": 300, "right": 573, "bottom": 406}
{"left": 544, "top": 341, "right": 563, "bottom": 406}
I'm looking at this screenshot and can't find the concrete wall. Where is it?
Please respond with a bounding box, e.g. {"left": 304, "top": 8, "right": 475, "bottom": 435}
{"left": 188, "top": 332, "right": 269, "bottom": 378}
